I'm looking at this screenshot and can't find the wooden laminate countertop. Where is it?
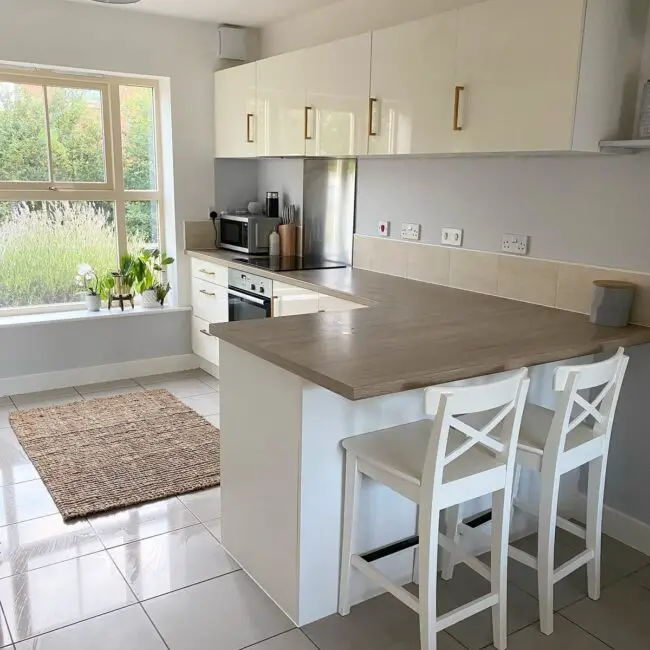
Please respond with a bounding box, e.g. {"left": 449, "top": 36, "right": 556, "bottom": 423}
{"left": 188, "top": 249, "right": 650, "bottom": 401}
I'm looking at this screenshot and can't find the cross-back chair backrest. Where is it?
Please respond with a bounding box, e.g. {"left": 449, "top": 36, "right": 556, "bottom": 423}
{"left": 548, "top": 347, "right": 629, "bottom": 458}
{"left": 421, "top": 369, "right": 530, "bottom": 493}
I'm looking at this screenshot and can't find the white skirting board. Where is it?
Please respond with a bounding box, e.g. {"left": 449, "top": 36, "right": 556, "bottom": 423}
{"left": 571, "top": 495, "right": 650, "bottom": 557}
{"left": 0, "top": 353, "right": 201, "bottom": 397}
{"left": 198, "top": 357, "right": 220, "bottom": 379}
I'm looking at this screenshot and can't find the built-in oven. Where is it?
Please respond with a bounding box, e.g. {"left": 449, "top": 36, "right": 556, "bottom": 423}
{"left": 228, "top": 268, "right": 272, "bottom": 321}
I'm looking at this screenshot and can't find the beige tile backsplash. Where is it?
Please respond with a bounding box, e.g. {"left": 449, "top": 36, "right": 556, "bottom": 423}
{"left": 498, "top": 256, "right": 559, "bottom": 308}
{"left": 353, "top": 235, "right": 650, "bottom": 326}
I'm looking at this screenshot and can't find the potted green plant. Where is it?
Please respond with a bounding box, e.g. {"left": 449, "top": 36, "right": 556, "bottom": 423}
{"left": 126, "top": 249, "right": 175, "bottom": 308}
{"left": 75, "top": 264, "right": 103, "bottom": 312}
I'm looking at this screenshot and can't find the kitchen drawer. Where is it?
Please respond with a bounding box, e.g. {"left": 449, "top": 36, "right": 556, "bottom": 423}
{"left": 191, "top": 257, "right": 228, "bottom": 287}
{"left": 273, "top": 281, "right": 320, "bottom": 317}
{"left": 191, "top": 278, "right": 229, "bottom": 323}
{"left": 318, "top": 294, "right": 366, "bottom": 312}
{"left": 192, "top": 315, "right": 219, "bottom": 365}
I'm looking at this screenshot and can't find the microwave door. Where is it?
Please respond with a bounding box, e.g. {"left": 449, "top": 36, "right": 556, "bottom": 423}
{"left": 220, "top": 219, "right": 247, "bottom": 251}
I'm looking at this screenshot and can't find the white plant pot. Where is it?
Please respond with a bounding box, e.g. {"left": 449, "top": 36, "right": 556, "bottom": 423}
{"left": 141, "top": 289, "right": 159, "bottom": 309}
{"left": 85, "top": 294, "right": 101, "bottom": 312}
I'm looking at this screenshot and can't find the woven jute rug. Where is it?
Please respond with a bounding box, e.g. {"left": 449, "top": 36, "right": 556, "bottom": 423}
{"left": 9, "top": 389, "right": 220, "bottom": 521}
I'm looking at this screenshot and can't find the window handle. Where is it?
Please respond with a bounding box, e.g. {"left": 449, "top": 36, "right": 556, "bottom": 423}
{"left": 48, "top": 186, "right": 59, "bottom": 192}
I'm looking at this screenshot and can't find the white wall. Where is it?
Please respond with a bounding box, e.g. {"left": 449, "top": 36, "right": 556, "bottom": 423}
{"left": 260, "top": 0, "right": 487, "bottom": 57}
{"left": 0, "top": 0, "right": 220, "bottom": 380}
{"left": 356, "top": 154, "right": 650, "bottom": 273}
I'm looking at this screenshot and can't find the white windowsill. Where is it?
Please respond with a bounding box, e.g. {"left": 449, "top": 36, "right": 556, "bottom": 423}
{"left": 0, "top": 305, "right": 191, "bottom": 329}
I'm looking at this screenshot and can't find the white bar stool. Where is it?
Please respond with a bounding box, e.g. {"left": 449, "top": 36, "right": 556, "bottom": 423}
{"left": 445, "top": 348, "right": 629, "bottom": 636}
{"left": 338, "top": 370, "right": 530, "bottom": 650}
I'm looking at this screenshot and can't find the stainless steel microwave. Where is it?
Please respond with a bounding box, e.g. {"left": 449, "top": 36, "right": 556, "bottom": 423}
{"left": 218, "top": 214, "right": 279, "bottom": 255}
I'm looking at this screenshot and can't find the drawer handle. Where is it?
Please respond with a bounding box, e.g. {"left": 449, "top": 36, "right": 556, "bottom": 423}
{"left": 199, "top": 268, "right": 215, "bottom": 276}
{"left": 199, "top": 329, "right": 213, "bottom": 337}
{"left": 453, "top": 85, "right": 465, "bottom": 132}
{"left": 199, "top": 289, "right": 216, "bottom": 297}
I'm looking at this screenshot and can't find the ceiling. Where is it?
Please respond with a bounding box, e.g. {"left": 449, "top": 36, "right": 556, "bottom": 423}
{"left": 63, "top": 0, "right": 343, "bottom": 25}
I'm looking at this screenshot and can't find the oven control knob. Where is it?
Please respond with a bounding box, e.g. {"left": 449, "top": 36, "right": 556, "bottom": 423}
{"left": 259, "top": 286, "right": 265, "bottom": 294}
{"left": 251, "top": 284, "right": 256, "bottom": 291}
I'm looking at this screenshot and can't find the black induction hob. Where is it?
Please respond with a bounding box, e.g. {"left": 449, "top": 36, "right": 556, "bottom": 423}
{"left": 233, "top": 256, "right": 347, "bottom": 272}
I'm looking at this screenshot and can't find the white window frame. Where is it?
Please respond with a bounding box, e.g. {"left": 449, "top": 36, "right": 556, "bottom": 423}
{"left": 0, "top": 67, "right": 166, "bottom": 317}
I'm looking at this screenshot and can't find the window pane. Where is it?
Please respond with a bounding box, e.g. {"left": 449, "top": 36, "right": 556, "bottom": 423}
{"left": 120, "top": 86, "right": 157, "bottom": 190}
{"left": 0, "top": 82, "right": 49, "bottom": 182}
{"left": 47, "top": 86, "right": 106, "bottom": 183}
{"left": 0, "top": 201, "right": 116, "bottom": 308}
{"left": 126, "top": 201, "right": 159, "bottom": 250}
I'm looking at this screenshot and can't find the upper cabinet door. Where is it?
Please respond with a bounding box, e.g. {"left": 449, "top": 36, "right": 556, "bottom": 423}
{"left": 369, "top": 12, "right": 458, "bottom": 155}
{"left": 214, "top": 63, "right": 257, "bottom": 158}
{"left": 257, "top": 51, "right": 307, "bottom": 156}
{"left": 454, "top": 0, "right": 585, "bottom": 153}
{"left": 305, "top": 34, "right": 372, "bottom": 157}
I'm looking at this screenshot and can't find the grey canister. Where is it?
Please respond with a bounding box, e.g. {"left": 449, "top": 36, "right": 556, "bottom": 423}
{"left": 590, "top": 280, "right": 635, "bottom": 327}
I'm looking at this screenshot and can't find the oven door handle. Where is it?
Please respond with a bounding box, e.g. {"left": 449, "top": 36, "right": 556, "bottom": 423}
{"left": 228, "top": 288, "right": 267, "bottom": 306}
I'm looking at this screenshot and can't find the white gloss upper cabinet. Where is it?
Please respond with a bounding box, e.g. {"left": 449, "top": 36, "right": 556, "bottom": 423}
{"left": 453, "top": 0, "right": 586, "bottom": 153}
{"left": 368, "top": 12, "right": 458, "bottom": 155}
{"left": 305, "top": 34, "right": 372, "bottom": 156}
{"left": 214, "top": 63, "right": 257, "bottom": 158}
{"left": 257, "top": 50, "right": 307, "bottom": 156}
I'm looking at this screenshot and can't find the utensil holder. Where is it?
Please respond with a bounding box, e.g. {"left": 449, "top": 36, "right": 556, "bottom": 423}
{"left": 279, "top": 224, "right": 296, "bottom": 257}
{"left": 278, "top": 223, "right": 296, "bottom": 257}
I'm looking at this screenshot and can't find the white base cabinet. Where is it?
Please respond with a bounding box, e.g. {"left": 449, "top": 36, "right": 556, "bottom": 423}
{"left": 190, "top": 259, "right": 229, "bottom": 367}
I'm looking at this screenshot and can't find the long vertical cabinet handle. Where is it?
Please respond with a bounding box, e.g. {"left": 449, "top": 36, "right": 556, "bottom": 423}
{"left": 368, "top": 97, "right": 378, "bottom": 136}
{"left": 304, "top": 106, "right": 313, "bottom": 140}
{"left": 246, "top": 113, "right": 255, "bottom": 143}
{"left": 453, "top": 85, "right": 465, "bottom": 132}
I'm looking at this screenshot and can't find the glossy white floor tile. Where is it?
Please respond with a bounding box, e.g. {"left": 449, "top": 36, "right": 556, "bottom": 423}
{"left": 135, "top": 370, "right": 207, "bottom": 386}
{"left": 74, "top": 379, "right": 140, "bottom": 396}
{"left": 0, "top": 551, "right": 137, "bottom": 643}
{"left": 109, "top": 523, "right": 239, "bottom": 600}
{"left": 204, "top": 518, "right": 221, "bottom": 542}
{"left": 0, "top": 406, "right": 15, "bottom": 429}
{"left": 0, "top": 514, "right": 103, "bottom": 579}
{"left": 11, "top": 388, "right": 82, "bottom": 410}
{"left": 0, "top": 480, "right": 58, "bottom": 527}
{"left": 196, "top": 371, "right": 220, "bottom": 391}
{"left": 248, "top": 630, "right": 317, "bottom": 650}
{"left": 0, "top": 430, "right": 39, "bottom": 487}
{"left": 178, "top": 487, "right": 221, "bottom": 522}
{"left": 135, "top": 377, "right": 215, "bottom": 399}
{"left": 13, "top": 604, "right": 166, "bottom": 650}
{"left": 88, "top": 497, "right": 198, "bottom": 549}
{"left": 143, "top": 571, "right": 294, "bottom": 650}
{"left": 205, "top": 413, "right": 220, "bottom": 428}
{"left": 179, "top": 393, "right": 220, "bottom": 416}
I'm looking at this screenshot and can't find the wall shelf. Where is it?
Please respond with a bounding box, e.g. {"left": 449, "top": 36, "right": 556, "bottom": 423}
{"left": 599, "top": 140, "right": 650, "bottom": 154}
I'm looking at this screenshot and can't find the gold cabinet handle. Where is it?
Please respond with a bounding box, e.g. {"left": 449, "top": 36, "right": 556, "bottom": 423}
{"left": 199, "top": 289, "right": 216, "bottom": 297}
{"left": 199, "top": 329, "right": 212, "bottom": 337}
{"left": 368, "top": 97, "right": 378, "bottom": 136}
{"left": 246, "top": 113, "right": 254, "bottom": 143}
{"left": 453, "top": 85, "right": 465, "bottom": 132}
{"left": 304, "top": 106, "right": 313, "bottom": 140}
{"left": 199, "top": 268, "right": 215, "bottom": 276}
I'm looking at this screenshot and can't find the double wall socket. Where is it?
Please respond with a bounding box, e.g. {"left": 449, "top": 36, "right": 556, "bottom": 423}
{"left": 401, "top": 223, "right": 421, "bottom": 241}
{"left": 501, "top": 233, "right": 529, "bottom": 256}
{"left": 441, "top": 228, "right": 463, "bottom": 247}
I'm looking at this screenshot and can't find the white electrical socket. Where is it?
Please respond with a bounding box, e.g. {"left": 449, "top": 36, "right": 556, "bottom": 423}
{"left": 401, "top": 222, "right": 421, "bottom": 241}
{"left": 441, "top": 227, "right": 463, "bottom": 247}
{"left": 502, "top": 233, "right": 529, "bottom": 256}
{"left": 377, "top": 220, "right": 390, "bottom": 237}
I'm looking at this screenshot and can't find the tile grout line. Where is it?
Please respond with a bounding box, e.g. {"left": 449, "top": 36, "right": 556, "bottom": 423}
{"left": 0, "top": 599, "right": 16, "bottom": 649}
{"left": 556, "top": 611, "right": 617, "bottom": 650}
{"left": 237, "top": 627, "right": 306, "bottom": 650}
